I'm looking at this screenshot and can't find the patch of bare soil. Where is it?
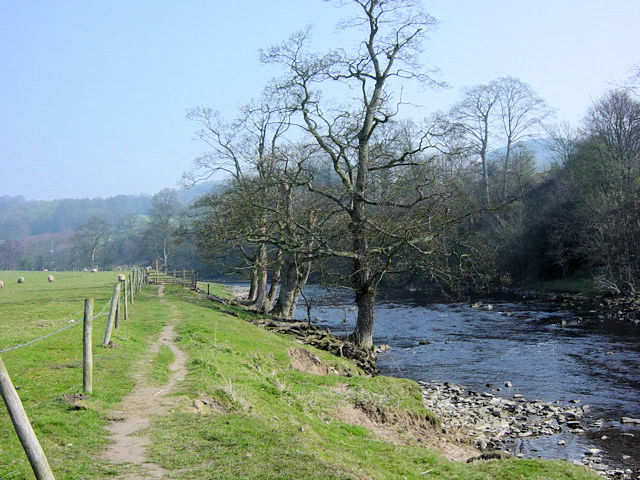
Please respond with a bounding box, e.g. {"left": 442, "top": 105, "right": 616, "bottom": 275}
{"left": 288, "top": 346, "right": 338, "bottom": 375}
{"left": 190, "top": 396, "right": 228, "bottom": 416}
{"left": 101, "top": 285, "right": 187, "bottom": 479}
{"left": 332, "top": 385, "right": 478, "bottom": 462}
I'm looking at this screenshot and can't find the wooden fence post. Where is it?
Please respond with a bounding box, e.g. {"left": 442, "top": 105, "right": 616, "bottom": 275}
{"left": 103, "top": 282, "right": 121, "bottom": 346}
{"left": 83, "top": 299, "right": 93, "bottom": 394}
{"left": 207, "top": 283, "right": 210, "bottom": 296}
{"left": 0, "top": 357, "right": 56, "bottom": 480}
{"left": 123, "top": 279, "right": 128, "bottom": 321}
{"left": 155, "top": 259, "right": 159, "bottom": 285}
{"left": 114, "top": 297, "right": 120, "bottom": 330}
{"left": 194, "top": 271, "right": 198, "bottom": 290}
{"left": 129, "top": 274, "right": 134, "bottom": 304}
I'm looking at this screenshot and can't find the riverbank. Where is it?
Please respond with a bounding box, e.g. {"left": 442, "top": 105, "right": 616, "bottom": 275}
{"left": 420, "top": 381, "right": 636, "bottom": 479}
{"left": 196, "top": 284, "right": 620, "bottom": 478}
{"left": 225, "top": 282, "right": 640, "bottom": 479}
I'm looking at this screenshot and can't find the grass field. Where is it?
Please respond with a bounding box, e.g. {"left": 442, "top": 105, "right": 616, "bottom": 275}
{"left": 0, "top": 270, "right": 169, "bottom": 479}
{"left": 0, "top": 273, "right": 599, "bottom": 479}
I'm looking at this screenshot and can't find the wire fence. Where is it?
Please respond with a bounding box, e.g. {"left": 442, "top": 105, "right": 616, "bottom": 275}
{"left": 0, "top": 268, "right": 147, "bottom": 480}
{"left": 0, "top": 298, "right": 112, "bottom": 354}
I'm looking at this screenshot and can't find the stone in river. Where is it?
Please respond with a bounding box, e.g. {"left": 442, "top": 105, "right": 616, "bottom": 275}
{"left": 620, "top": 417, "right": 640, "bottom": 424}
{"left": 504, "top": 381, "right": 512, "bottom": 388}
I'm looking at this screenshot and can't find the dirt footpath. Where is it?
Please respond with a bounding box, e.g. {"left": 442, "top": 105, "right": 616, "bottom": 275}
{"left": 101, "top": 285, "right": 186, "bottom": 479}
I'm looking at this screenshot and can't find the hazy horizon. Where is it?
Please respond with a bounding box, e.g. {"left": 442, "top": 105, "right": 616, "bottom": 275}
{"left": 2, "top": 0, "right": 639, "bottom": 201}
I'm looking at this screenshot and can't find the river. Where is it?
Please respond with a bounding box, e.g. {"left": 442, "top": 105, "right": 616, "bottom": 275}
{"left": 289, "top": 286, "right": 640, "bottom": 473}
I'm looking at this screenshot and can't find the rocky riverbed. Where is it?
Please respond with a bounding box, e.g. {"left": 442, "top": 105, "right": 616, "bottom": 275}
{"left": 420, "top": 380, "right": 637, "bottom": 479}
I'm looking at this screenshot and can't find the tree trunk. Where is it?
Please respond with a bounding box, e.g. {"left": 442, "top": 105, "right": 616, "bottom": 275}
{"left": 347, "top": 123, "right": 376, "bottom": 349}
{"left": 349, "top": 282, "right": 375, "bottom": 350}
{"left": 248, "top": 270, "right": 258, "bottom": 302}
{"left": 287, "top": 262, "right": 311, "bottom": 319}
{"left": 271, "top": 253, "right": 311, "bottom": 319}
{"left": 501, "top": 139, "right": 512, "bottom": 199}
{"left": 481, "top": 121, "right": 490, "bottom": 206}
{"left": 162, "top": 237, "right": 169, "bottom": 271}
{"left": 266, "top": 250, "right": 282, "bottom": 311}
{"left": 251, "top": 244, "right": 269, "bottom": 312}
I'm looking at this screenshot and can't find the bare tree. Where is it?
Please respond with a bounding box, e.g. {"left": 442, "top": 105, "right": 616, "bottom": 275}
{"left": 185, "top": 92, "right": 292, "bottom": 312}
{"left": 74, "top": 216, "right": 111, "bottom": 268}
{"left": 545, "top": 122, "right": 579, "bottom": 166}
{"left": 142, "top": 188, "right": 182, "bottom": 270}
{"left": 263, "top": 0, "right": 472, "bottom": 348}
{"left": 494, "top": 76, "right": 550, "bottom": 199}
{"left": 451, "top": 81, "right": 500, "bottom": 206}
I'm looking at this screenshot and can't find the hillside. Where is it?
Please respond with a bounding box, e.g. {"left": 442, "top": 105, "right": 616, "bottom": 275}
{"left": 0, "top": 181, "right": 224, "bottom": 241}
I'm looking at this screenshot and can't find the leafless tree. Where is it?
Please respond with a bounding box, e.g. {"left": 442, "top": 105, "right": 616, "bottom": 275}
{"left": 142, "top": 188, "right": 182, "bottom": 270}
{"left": 73, "top": 216, "right": 111, "bottom": 268}
{"left": 494, "top": 76, "right": 550, "bottom": 199}
{"left": 185, "top": 93, "right": 292, "bottom": 312}
{"left": 262, "top": 0, "right": 474, "bottom": 348}
{"left": 451, "top": 81, "right": 500, "bottom": 206}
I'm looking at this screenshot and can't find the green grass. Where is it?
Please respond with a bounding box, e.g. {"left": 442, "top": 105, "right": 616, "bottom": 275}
{"left": 196, "top": 281, "right": 233, "bottom": 299}
{"left": 0, "top": 274, "right": 599, "bottom": 479}
{"left": 149, "top": 344, "right": 174, "bottom": 385}
{"left": 145, "top": 285, "right": 599, "bottom": 480}
{"left": 519, "top": 276, "right": 604, "bottom": 295}
{"left": 0, "top": 270, "right": 170, "bottom": 480}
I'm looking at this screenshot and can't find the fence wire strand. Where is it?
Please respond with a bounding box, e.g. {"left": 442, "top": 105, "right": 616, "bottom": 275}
{"left": 0, "top": 298, "right": 112, "bottom": 354}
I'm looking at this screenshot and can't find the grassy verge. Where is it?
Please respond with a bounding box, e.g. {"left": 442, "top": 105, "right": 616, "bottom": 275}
{"left": 149, "top": 344, "right": 174, "bottom": 385}
{"left": 196, "top": 281, "right": 233, "bottom": 299}
{"left": 146, "top": 285, "right": 599, "bottom": 480}
{"left": 0, "top": 270, "right": 170, "bottom": 480}
{"left": 518, "top": 276, "right": 604, "bottom": 296}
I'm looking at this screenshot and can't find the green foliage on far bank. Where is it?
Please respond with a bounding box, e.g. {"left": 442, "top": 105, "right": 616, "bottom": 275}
{"left": 518, "top": 276, "right": 605, "bottom": 296}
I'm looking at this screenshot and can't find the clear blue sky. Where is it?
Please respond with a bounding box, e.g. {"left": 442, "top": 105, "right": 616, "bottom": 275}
{"left": 1, "top": 0, "right": 638, "bottom": 201}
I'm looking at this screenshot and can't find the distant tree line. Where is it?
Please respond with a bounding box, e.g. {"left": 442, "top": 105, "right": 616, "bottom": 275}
{"left": 0, "top": 188, "right": 218, "bottom": 275}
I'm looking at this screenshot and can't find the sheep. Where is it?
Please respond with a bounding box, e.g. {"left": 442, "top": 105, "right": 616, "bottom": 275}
{"left": 117, "top": 274, "right": 126, "bottom": 282}
{"left": 90, "top": 268, "right": 98, "bottom": 273}
{"left": 43, "top": 268, "right": 48, "bottom": 272}
{"left": 17, "top": 277, "right": 25, "bottom": 284}
{"left": 47, "top": 275, "right": 55, "bottom": 283}
{"left": 0, "top": 280, "right": 4, "bottom": 289}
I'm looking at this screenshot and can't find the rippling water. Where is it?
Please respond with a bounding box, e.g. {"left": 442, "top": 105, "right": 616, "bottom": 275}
{"left": 291, "top": 286, "right": 640, "bottom": 470}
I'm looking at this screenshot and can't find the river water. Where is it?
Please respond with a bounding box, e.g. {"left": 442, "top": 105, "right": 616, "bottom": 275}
{"left": 289, "top": 286, "right": 640, "bottom": 472}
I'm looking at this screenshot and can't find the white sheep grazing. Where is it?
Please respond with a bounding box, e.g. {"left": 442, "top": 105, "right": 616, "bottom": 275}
{"left": 0, "top": 280, "right": 4, "bottom": 289}
{"left": 90, "top": 268, "right": 98, "bottom": 273}
{"left": 17, "top": 277, "right": 25, "bottom": 284}
{"left": 117, "top": 274, "right": 126, "bottom": 282}
{"left": 47, "top": 275, "right": 55, "bottom": 283}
